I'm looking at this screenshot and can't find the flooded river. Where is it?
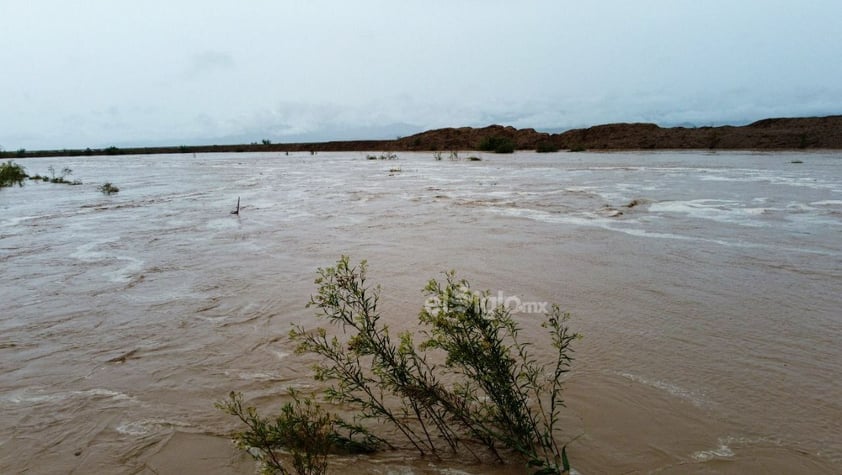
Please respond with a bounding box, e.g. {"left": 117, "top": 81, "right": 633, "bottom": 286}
{"left": 1, "top": 150, "right": 840, "bottom": 473}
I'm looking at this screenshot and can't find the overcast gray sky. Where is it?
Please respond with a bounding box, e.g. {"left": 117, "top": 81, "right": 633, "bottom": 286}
{"left": 2, "top": 0, "right": 841, "bottom": 149}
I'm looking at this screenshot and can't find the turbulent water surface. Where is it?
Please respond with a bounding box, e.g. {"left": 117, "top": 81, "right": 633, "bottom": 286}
{"left": 1, "top": 151, "right": 840, "bottom": 474}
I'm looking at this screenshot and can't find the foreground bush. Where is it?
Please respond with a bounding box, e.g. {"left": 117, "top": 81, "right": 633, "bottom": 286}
{"left": 222, "top": 257, "right": 577, "bottom": 474}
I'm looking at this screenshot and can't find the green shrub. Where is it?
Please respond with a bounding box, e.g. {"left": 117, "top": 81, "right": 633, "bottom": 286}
{"left": 224, "top": 257, "right": 578, "bottom": 474}
{"left": 0, "top": 161, "right": 28, "bottom": 187}
{"left": 536, "top": 141, "right": 559, "bottom": 153}
{"left": 478, "top": 136, "right": 516, "bottom": 154}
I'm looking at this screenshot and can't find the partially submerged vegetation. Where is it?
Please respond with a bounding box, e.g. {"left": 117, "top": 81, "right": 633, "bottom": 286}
{"left": 0, "top": 161, "right": 28, "bottom": 187}
{"left": 221, "top": 257, "right": 578, "bottom": 474}
{"left": 1, "top": 161, "right": 82, "bottom": 187}
{"left": 366, "top": 152, "right": 398, "bottom": 160}
{"left": 28, "top": 166, "right": 81, "bottom": 185}
{"left": 218, "top": 389, "right": 380, "bottom": 475}
{"left": 433, "top": 151, "right": 482, "bottom": 161}
{"left": 1, "top": 161, "right": 120, "bottom": 194}
{"left": 99, "top": 182, "right": 120, "bottom": 194}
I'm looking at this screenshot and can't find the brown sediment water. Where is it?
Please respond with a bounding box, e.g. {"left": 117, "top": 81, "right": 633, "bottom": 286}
{"left": 1, "top": 151, "right": 840, "bottom": 474}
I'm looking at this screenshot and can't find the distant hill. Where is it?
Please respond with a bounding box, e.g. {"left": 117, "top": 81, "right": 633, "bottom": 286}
{"left": 397, "top": 115, "right": 842, "bottom": 151}
{"left": 5, "top": 115, "right": 842, "bottom": 158}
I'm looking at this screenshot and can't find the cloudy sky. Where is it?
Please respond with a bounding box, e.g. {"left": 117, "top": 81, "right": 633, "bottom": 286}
{"left": 2, "top": 0, "right": 841, "bottom": 150}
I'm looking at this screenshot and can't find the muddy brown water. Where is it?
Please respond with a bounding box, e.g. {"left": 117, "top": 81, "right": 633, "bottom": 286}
{"left": 1, "top": 151, "right": 840, "bottom": 474}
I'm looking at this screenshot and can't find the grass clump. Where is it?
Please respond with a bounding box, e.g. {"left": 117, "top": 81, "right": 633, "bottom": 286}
{"left": 478, "top": 136, "right": 516, "bottom": 154}
{"left": 223, "top": 257, "right": 578, "bottom": 474}
{"left": 99, "top": 182, "right": 119, "bottom": 194}
{"left": 0, "top": 161, "right": 28, "bottom": 187}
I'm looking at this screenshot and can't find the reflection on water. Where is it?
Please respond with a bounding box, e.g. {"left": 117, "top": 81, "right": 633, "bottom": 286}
{"left": 1, "top": 151, "right": 840, "bottom": 473}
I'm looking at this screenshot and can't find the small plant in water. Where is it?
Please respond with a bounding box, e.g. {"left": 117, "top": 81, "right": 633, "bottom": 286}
{"left": 366, "top": 152, "right": 398, "bottom": 160}
{"left": 45, "top": 166, "right": 81, "bottom": 185}
{"left": 223, "top": 257, "right": 578, "bottom": 474}
{"left": 99, "top": 182, "right": 119, "bottom": 194}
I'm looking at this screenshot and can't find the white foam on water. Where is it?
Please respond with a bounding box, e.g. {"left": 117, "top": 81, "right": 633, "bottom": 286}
{"left": 270, "top": 349, "right": 290, "bottom": 360}
{"left": 222, "top": 369, "right": 287, "bottom": 382}
{"left": 648, "top": 199, "right": 769, "bottom": 226}
{"left": 611, "top": 227, "right": 712, "bottom": 242}
{"left": 1, "top": 388, "right": 133, "bottom": 405}
{"left": 204, "top": 218, "right": 241, "bottom": 230}
{"left": 692, "top": 441, "right": 735, "bottom": 461}
{"left": 435, "top": 469, "right": 474, "bottom": 475}
{"left": 700, "top": 170, "right": 841, "bottom": 192}
{"left": 103, "top": 256, "right": 145, "bottom": 283}
{"left": 70, "top": 239, "right": 117, "bottom": 261}
{"left": 1, "top": 215, "right": 48, "bottom": 228}
{"left": 70, "top": 240, "right": 145, "bottom": 282}
{"left": 811, "top": 200, "right": 842, "bottom": 206}
{"left": 690, "top": 435, "right": 778, "bottom": 462}
{"left": 116, "top": 418, "right": 193, "bottom": 436}
{"left": 490, "top": 203, "right": 842, "bottom": 256}
{"left": 617, "top": 371, "right": 706, "bottom": 407}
